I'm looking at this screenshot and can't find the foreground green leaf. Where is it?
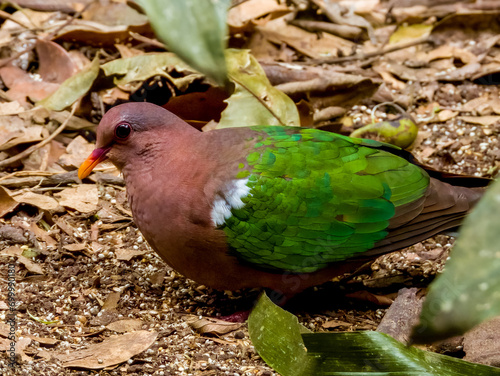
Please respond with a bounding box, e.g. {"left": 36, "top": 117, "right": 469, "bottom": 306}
{"left": 218, "top": 49, "right": 300, "bottom": 129}
{"left": 137, "top": 0, "right": 230, "bottom": 86}
{"left": 248, "top": 293, "right": 315, "bottom": 376}
{"left": 249, "top": 293, "right": 500, "bottom": 375}
{"left": 38, "top": 57, "right": 100, "bottom": 111}
{"left": 414, "top": 178, "right": 500, "bottom": 342}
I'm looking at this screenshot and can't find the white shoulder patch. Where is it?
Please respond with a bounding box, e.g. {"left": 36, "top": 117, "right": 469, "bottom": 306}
{"left": 211, "top": 178, "right": 250, "bottom": 226}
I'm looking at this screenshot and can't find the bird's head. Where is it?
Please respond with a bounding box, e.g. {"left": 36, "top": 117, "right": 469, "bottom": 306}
{"left": 78, "top": 102, "right": 190, "bottom": 179}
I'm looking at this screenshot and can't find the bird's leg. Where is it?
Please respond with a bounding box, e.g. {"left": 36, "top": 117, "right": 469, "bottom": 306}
{"left": 217, "top": 289, "right": 291, "bottom": 322}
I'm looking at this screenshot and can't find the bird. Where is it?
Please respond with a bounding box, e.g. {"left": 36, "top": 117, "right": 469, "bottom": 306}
{"left": 79, "top": 102, "right": 489, "bottom": 299}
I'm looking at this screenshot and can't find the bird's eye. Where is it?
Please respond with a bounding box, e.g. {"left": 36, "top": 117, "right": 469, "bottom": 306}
{"left": 115, "top": 122, "right": 132, "bottom": 139}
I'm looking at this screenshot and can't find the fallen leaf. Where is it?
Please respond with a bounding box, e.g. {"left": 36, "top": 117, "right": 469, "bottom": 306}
{"left": 437, "top": 109, "right": 459, "bottom": 122}
{"left": 458, "top": 116, "right": 500, "bottom": 127}
{"left": 17, "top": 255, "right": 44, "bottom": 274}
{"left": 114, "top": 247, "right": 146, "bottom": 261}
{"left": 36, "top": 39, "right": 77, "bottom": 83}
{"left": 57, "top": 135, "right": 95, "bottom": 169}
{"left": 54, "top": 184, "right": 99, "bottom": 213}
{"left": 58, "top": 330, "right": 158, "bottom": 369}
{"left": 63, "top": 244, "right": 86, "bottom": 252}
{"left": 0, "top": 66, "right": 60, "bottom": 105}
{"left": 26, "top": 335, "right": 59, "bottom": 346}
{"left": 15, "top": 192, "right": 59, "bottom": 211}
{"left": 227, "top": 0, "right": 290, "bottom": 31}
{"left": 185, "top": 315, "right": 242, "bottom": 335}
{"left": 0, "top": 186, "right": 18, "bottom": 217}
{"left": 101, "top": 291, "right": 121, "bottom": 311}
{"left": 106, "top": 319, "right": 143, "bottom": 333}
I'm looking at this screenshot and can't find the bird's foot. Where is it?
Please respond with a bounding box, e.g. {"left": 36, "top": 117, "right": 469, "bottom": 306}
{"left": 217, "top": 310, "right": 250, "bottom": 323}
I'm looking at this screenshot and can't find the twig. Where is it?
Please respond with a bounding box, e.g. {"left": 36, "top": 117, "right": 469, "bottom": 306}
{"left": 300, "top": 36, "right": 432, "bottom": 65}
{"left": 0, "top": 103, "right": 77, "bottom": 169}
{"left": 0, "top": 0, "right": 97, "bottom": 69}
{"left": 129, "top": 31, "right": 167, "bottom": 49}
{"left": 0, "top": 170, "right": 56, "bottom": 182}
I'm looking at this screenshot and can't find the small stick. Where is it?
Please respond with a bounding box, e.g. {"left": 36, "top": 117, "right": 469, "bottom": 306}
{"left": 0, "top": 103, "right": 77, "bottom": 169}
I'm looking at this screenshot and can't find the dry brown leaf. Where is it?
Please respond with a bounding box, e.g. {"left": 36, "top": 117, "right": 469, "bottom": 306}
{"left": 26, "top": 335, "right": 59, "bottom": 346}
{"left": 458, "top": 115, "right": 500, "bottom": 127}
{"left": 257, "top": 17, "right": 355, "bottom": 59}
{"left": 322, "top": 320, "right": 352, "bottom": 329}
{"left": 228, "top": 0, "right": 290, "bottom": 30}
{"left": 437, "top": 109, "right": 458, "bottom": 122}
{"left": 54, "top": 184, "right": 98, "bottom": 213}
{"left": 0, "top": 186, "right": 19, "bottom": 217}
{"left": 0, "top": 123, "right": 46, "bottom": 151}
{"left": 36, "top": 39, "right": 77, "bottom": 84}
{"left": 114, "top": 247, "right": 146, "bottom": 261}
{"left": 28, "top": 222, "right": 57, "bottom": 248}
{"left": 57, "top": 135, "right": 95, "bottom": 169}
{"left": 106, "top": 319, "right": 143, "bottom": 333}
{"left": 0, "top": 66, "right": 60, "bottom": 105}
{"left": 63, "top": 243, "right": 86, "bottom": 252}
{"left": 0, "top": 337, "right": 32, "bottom": 362}
{"left": 15, "top": 191, "right": 59, "bottom": 211}
{"left": 102, "top": 291, "right": 121, "bottom": 311}
{"left": 0, "top": 101, "right": 26, "bottom": 115}
{"left": 0, "top": 245, "right": 23, "bottom": 257}
{"left": 58, "top": 330, "right": 158, "bottom": 369}
{"left": 17, "top": 255, "right": 44, "bottom": 274}
{"left": 184, "top": 315, "right": 242, "bottom": 335}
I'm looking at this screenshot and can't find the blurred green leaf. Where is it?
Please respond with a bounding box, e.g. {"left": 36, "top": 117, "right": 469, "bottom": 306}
{"left": 250, "top": 293, "right": 500, "bottom": 375}
{"left": 218, "top": 49, "right": 300, "bottom": 129}
{"left": 38, "top": 57, "right": 100, "bottom": 111}
{"left": 248, "top": 293, "right": 315, "bottom": 376}
{"left": 414, "top": 179, "right": 500, "bottom": 342}
{"left": 137, "top": 0, "right": 230, "bottom": 86}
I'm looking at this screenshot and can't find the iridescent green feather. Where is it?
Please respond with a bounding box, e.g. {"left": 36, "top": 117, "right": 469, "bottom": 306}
{"left": 221, "top": 126, "right": 429, "bottom": 273}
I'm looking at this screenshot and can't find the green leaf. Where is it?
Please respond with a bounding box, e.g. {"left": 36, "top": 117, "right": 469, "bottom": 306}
{"left": 217, "top": 49, "right": 300, "bottom": 129}
{"left": 38, "top": 57, "right": 100, "bottom": 111}
{"left": 248, "top": 293, "right": 316, "bottom": 376}
{"left": 136, "top": 0, "right": 230, "bottom": 86}
{"left": 249, "top": 293, "right": 500, "bottom": 375}
{"left": 414, "top": 179, "right": 500, "bottom": 342}
{"left": 101, "top": 52, "right": 201, "bottom": 89}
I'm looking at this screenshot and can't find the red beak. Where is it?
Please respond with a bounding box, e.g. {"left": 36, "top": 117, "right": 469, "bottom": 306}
{"left": 78, "top": 147, "right": 111, "bottom": 180}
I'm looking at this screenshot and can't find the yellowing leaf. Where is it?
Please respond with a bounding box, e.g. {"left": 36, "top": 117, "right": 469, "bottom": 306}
{"left": 217, "top": 49, "right": 300, "bottom": 129}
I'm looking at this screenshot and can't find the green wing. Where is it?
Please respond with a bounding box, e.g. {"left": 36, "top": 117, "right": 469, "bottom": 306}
{"left": 221, "top": 126, "right": 429, "bottom": 273}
